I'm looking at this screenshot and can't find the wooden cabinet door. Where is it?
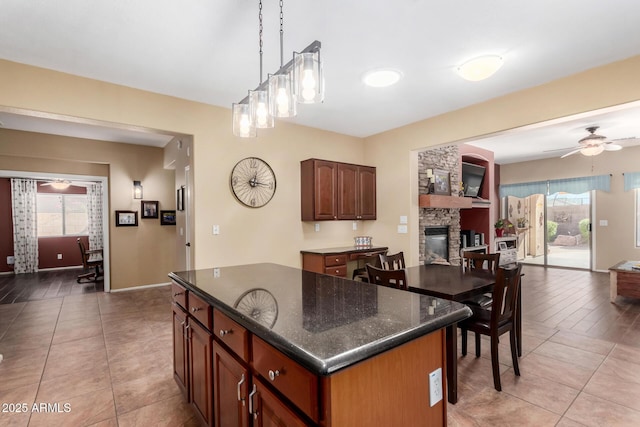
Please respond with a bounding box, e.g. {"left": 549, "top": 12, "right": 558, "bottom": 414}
{"left": 213, "top": 343, "right": 249, "bottom": 427}
{"left": 312, "top": 160, "right": 337, "bottom": 220}
{"left": 251, "top": 380, "right": 308, "bottom": 427}
{"left": 189, "top": 320, "right": 213, "bottom": 426}
{"left": 172, "top": 303, "right": 189, "bottom": 399}
{"left": 337, "top": 163, "right": 358, "bottom": 219}
{"left": 357, "top": 166, "right": 377, "bottom": 220}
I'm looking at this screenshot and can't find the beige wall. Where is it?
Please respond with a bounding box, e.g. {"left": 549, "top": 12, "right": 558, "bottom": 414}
{"left": 2, "top": 55, "right": 640, "bottom": 283}
{"left": 364, "top": 55, "right": 640, "bottom": 267}
{"left": 0, "top": 129, "right": 176, "bottom": 289}
{"left": 499, "top": 147, "right": 640, "bottom": 270}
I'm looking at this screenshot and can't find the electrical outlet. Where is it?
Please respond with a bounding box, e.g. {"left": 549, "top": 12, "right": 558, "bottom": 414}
{"left": 315, "top": 223, "right": 320, "bottom": 232}
{"left": 213, "top": 268, "right": 220, "bottom": 278}
{"left": 212, "top": 225, "right": 220, "bottom": 235}
{"left": 352, "top": 221, "right": 358, "bottom": 231}
{"left": 397, "top": 225, "right": 408, "bottom": 234}
{"left": 57, "top": 253, "right": 63, "bottom": 260}
{"left": 429, "top": 368, "right": 443, "bottom": 407}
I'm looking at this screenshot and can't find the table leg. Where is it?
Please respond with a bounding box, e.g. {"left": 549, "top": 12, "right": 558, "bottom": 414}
{"left": 445, "top": 323, "right": 457, "bottom": 404}
{"left": 517, "top": 279, "right": 522, "bottom": 357}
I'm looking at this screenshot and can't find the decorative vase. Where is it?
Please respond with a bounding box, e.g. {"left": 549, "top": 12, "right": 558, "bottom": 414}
{"left": 496, "top": 228, "right": 504, "bottom": 237}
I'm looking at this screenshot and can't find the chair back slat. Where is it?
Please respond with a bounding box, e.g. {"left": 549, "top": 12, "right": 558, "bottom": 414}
{"left": 366, "top": 264, "right": 408, "bottom": 290}
{"left": 379, "top": 251, "right": 405, "bottom": 270}
{"left": 462, "top": 252, "right": 500, "bottom": 273}
{"left": 491, "top": 264, "right": 522, "bottom": 326}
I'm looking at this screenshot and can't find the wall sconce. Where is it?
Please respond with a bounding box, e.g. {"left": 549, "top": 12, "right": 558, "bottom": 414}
{"left": 133, "top": 181, "right": 143, "bottom": 199}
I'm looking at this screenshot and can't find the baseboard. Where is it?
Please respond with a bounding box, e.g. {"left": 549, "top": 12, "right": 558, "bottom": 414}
{"left": 38, "top": 265, "right": 84, "bottom": 272}
{"left": 110, "top": 281, "right": 171, "bottom": 293}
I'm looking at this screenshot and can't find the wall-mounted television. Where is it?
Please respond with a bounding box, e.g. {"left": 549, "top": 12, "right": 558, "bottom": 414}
{"left": 461, "top": 162, "right": 486, "bottom": 198}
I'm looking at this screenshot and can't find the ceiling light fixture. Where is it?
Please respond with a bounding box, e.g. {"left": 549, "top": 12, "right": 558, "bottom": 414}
{"left": 580, "top": 145, "right": 605, "bottom": 156}
{"left": 232, "top": 0, "right": 323, "bottom": 138}
{"left": 362, "top": 69, "right": 403, "bottom": 88}
{"left": 457, "top": 55, "right": 504, "bottom": 82}
{"left": 50, "top": 180, "right": 71, "bottom": 190}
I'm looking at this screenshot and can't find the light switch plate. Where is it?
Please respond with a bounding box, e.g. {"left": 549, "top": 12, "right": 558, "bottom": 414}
{"left": 400, "top": 215, "right": 408, "bottom": 224}
{"left": 599, "top": 219, "right": 608, "bottom": 226}
{"left": 397, "top": 225, "right": 408, "bottom": 234}
{"left": 212, "top": 225, "right": 220, "bottom": 235}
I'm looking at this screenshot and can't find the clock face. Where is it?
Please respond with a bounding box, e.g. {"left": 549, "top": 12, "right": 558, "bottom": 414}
{"left": 230, "top": 157, "right": 276, "bottom": 208}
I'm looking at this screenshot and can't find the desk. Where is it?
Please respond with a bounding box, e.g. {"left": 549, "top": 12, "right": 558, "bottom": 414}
{"left": 404, "top": 264, "right": 522, "bottom": 404}
{"left": 301, "top": 245, "right": 388, "bottom": 278}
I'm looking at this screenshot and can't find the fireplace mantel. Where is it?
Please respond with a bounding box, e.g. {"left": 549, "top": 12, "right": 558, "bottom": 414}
{"left": 419, "top": 194, "right": 472, "bottom": 209}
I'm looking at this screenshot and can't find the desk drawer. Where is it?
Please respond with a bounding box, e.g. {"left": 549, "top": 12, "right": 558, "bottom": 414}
{"left": 213, "top": 309, "right": 249, "bottom": 362}
{"left": 324, "top": 265, "right": 347, "bottom": 277}
{"left": 324, "top": 254, "right": 347, "bottom": 267}
{"left": 171, "top": 281, "right": 187, "bottom": 309}
{"left": 252, "top": 336, "right": 318, "bottom": 422}
{"left": 187, "top": 292, "right": 212, "bottom": 331}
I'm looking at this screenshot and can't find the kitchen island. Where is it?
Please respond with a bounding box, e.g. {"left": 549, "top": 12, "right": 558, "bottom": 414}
{"left": 170, "top": 263, "right": 471, "bottom": 427}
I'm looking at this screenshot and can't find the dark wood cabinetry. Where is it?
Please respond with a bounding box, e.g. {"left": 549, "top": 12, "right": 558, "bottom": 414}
{"left": 172, "top": 303, "right": 189, "bottom": 398}
{"left": 301, "top": 158, "right": 376, "bottom": 221}
{"left": 189, "top": 319, "right": 213, "bottom": 426}
{"left": 213, "top": 343, "right": 250, "bottom": 427}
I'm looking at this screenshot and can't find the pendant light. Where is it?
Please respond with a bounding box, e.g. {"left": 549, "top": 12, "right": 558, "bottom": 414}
{"left": 268, "top": 0, "right": 296, "bottom": 118}
{"left": 232, "top": 0, "right": 323, "bottom": 137}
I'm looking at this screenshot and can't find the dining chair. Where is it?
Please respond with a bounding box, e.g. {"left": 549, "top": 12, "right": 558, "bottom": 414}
{"left": 462, "top": 252, "right": 500, "bottom": 308}
{"left": 458, "top": 263, "right": 522, "bottom": 392}
{"left": 379, "top": 251, "right": 405, "bottom": 270}
{"left": 352, "top": 251, "right": 386, "bottom": 282}
{"left": 366, "top": 264, "right": 408, "bottom": 290}
{"left": 77, "top": 238, "right": 104, "bottom": 283}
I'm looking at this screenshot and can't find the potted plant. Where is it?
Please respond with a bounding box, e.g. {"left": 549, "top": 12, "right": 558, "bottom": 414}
{"left": 495, "top": 219, "right": 505, "bottom": 237}
{"left": 516, "top": 217, "right": 528, "bottom": 229}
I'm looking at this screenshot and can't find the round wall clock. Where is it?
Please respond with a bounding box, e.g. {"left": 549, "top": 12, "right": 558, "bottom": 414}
{"left": 230, "top": 157, "right": 276, "bottom": 208}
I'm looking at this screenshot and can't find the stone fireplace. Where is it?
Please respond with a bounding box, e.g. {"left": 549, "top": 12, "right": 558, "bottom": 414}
{"left": 418, "top": 145, "right": 462, "bottom": 266}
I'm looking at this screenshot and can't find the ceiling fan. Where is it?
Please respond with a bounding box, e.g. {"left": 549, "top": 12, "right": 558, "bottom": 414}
{"left": 39, "top": 179, "right": 97, "bottom": 189}
{"left": 559, "top": 126, "right": 637, "bottom": 158}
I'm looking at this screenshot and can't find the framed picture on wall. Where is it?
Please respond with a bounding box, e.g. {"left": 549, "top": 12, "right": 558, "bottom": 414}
{"left": 177, "top": 186, "right": 185, "bottom": 211}
{"left": 433, "top": 169, "right": 451, "bottom": 195}
{"left": 141, "top": 200, "right": 159, "bottom": 218}
{"left": 115, "top": 210, "right": 138, "bottom": 227}
{"left": 160, "top": 210, "right": 176, "bottom": 225}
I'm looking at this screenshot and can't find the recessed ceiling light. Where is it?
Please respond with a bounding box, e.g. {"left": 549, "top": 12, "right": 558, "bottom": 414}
{"left": 457, "top": 55, "right": 504, "bottom": 81}
{"left": 362, "top": 69, "right": 403, "bottom": 88}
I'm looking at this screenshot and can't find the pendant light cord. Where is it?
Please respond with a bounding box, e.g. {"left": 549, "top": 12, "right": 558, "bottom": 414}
{"left": 258, "top": 0, "right": 264, "bottom": 84}
{"left": 279, "top": 0, "right": 284, "bottom": 67}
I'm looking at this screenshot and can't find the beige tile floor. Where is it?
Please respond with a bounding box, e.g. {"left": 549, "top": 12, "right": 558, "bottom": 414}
{"left": 0, "top": 266, "right": 639, "bottom": 426}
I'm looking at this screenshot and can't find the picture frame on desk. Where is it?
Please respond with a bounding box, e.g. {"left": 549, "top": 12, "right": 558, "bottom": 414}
{"left": 433, "top": 169, "right": 451, "bottom": 195}
{"left": 498, "top": 241, "right": 508, "bottom": 251}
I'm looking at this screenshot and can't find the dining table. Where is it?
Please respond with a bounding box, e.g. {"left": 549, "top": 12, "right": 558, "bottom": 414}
{"left": 404, "top": 263, "right": 522, "bottom": 404}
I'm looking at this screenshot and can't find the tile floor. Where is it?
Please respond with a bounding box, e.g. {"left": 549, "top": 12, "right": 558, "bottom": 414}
{"left": 0, "top": 266, "right": 638, "bottom": 426}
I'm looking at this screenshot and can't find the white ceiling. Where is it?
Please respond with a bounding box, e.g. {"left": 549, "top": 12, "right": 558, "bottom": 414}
{"left": 1, "top": 0, "right": 640, "bottom": 161}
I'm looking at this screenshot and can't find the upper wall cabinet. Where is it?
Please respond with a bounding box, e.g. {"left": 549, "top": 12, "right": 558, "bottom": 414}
{"left": 301, "top": 159, "right": 377, "bottom": 221}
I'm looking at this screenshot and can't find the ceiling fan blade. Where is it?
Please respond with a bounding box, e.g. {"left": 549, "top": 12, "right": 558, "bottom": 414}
{"left": 543, "top": 147, "right": 575, "bottom": 153}
{"left": 560, "top": 148, "right": 582, "bottom": 158}
{"left": 604, "top": 143, "right": 622, "bottom": 151}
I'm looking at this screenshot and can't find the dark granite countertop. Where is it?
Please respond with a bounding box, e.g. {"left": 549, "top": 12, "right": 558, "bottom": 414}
{"left": 169, "top": 263, "right": 471, "bottom": 375}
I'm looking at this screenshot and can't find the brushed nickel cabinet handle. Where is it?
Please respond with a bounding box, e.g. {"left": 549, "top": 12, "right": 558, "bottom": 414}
{"left": 220, "top": 329, "right": 232, "bottom": 337}
{"left": 237, "top": 374, "right": 245, "bottom": 405}
{"left": 191, "top": 307, "right": 201, "bottom": 313}
{"left": 248, "top": 384, "right": 258, "bottom": 419}
{"left": 268, "top": 369, "right": 280, "bottom": 381}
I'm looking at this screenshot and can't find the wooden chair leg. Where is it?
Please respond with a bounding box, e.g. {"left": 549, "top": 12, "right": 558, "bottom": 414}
{"left": 510, "top": 328, "right": 520, "bottom": 376}
{"left": 461, "top": 328, "right": 468, "bottom": 356}
{"left": 490, "top": 334, "right": 501, "bottom": 391}
{"left": 475, "top": 332, "right": 481, "bottom": 357}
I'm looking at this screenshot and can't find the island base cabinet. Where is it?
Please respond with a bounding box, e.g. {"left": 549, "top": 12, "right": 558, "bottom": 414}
{"left": 322, "top": 329, "right": 446, "bottom": 427}
{"left": 213, "top": 343, "right": 250, "bottom": 427}
{"left": 189, "top": 319, "right": 213, "bottom": 427}
{"left": 251, "top": 380, "right": 309, "bottom": 427}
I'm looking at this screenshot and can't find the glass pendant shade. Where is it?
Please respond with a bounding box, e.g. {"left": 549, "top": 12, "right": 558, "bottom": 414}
{"left": 249, "top": 89, "right": 274, "bottom": 128}
{"left": 294, "top": 50, "right": 324, "bottom": 104}
{"left": 268, "top": 72, "right": 297, "bottom": 118}
{"left": 232, "top": 103, "right": 256, "bottom": 138}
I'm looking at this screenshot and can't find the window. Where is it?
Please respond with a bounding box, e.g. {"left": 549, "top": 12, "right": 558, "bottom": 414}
{"left": 37, "top": 194, "right": 89, "bottom": 237}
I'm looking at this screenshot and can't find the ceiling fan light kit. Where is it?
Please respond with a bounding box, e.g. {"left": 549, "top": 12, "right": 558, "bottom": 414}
{"left": 559, "top": 126, "right": 635, "bottom": 158}
{"left": 232, "top": 0, "right": 323, "bottom": 138}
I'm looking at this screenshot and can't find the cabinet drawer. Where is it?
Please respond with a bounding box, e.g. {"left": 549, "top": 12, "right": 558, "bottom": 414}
{"left": 252, "top": 336, "right": 318, "bottom": 422}
{"left": 188, "top": 292, "right": 212, "bottom": 331}
{"left": 324, "top": 254, "right": 346, "bottom": 267}
{"left": 171, "top": 281, "right": 187, "bottom": 309}
{"left": 213, "top": 309, "right": 249, "bottom": 363}
{"left": 324, "top": 265, "right": 347, "bottom": 277}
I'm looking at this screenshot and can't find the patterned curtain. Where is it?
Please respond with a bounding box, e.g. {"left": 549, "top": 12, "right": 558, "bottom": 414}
{"left": 11, "top": 178, "right": 39, "bottom": 274}
{"left": 86, "top": 182, "right": 104, "bottom": 250}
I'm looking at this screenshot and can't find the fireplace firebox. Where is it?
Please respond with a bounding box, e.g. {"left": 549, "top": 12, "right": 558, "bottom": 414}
{"left": 424, "top": 226, "right": 449, "bottom": 265}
